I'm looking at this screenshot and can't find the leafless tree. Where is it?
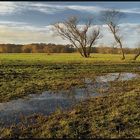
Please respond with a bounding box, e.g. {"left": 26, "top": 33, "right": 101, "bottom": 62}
{"left": 100, "top": 9, "right": 125, "bottom": 60}
{"left": 133, "top": 43, "right": 140, "bottom": 60}
{"left": 53, "top": 16, "right": 100, "bottom": 58}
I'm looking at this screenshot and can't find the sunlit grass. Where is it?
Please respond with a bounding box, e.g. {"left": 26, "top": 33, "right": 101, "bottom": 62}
{"left": 0, "top": 53, "right": 139, "bottom": 64}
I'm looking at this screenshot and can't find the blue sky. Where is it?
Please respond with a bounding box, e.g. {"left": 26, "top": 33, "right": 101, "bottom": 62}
{"left": 0, "top": 2, "right": 140, "bottom": 48}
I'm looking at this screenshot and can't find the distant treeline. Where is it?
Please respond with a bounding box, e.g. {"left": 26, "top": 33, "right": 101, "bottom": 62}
{"left": 0, "top": 43, "right": 139, "bottom": 54}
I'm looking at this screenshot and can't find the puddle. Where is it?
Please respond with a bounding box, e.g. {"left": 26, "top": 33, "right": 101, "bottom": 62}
{"left": 0, "top": 72, "right": 139, "bottom": 126}
{"left": 96, "top": 73, "right": 138, "bottom": 82}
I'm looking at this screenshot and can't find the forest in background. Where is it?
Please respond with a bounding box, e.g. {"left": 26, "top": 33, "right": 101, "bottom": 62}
{"left": 0, "top": 43, "right": 139, "bottom": 54}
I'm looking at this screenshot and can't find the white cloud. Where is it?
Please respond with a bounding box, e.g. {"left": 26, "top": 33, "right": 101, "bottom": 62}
{"left": 20, "top": 3, "right": 105, "bottom": 14}
{"left": 0, "top": 21, "right": 28, "bottom": 27}
{"left": 0, "top": 2, "right": 67, "bottom": 15}
{"left": 0, "top": 21, "right": 139, "bottom": 47}
{"left": 120, "top": 8, "right": 140, "bottom": 14}
{"left": 66, "top": 5, "right": 105, "bottom": 13}
{"left": 0, "top": 2, "right": 140, "bottom": 16}
{"left": 0, "top": 23, "right": 68, "bottom": 44}
{"left": 0, "top": 2, "right": 19, "bottom": 15}
{"left": 21, "top": 3, "right": 140, "bottom": 15}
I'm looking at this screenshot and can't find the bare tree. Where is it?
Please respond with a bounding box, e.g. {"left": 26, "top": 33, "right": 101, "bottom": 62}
{"left": 100, "top": 9, "right": 125, "bottom": 60}
{"left": 133, "top": 43, "right": 140, "bottom": 60}
{"left": 53, "top": 16, "right": 100, "bottom": 58}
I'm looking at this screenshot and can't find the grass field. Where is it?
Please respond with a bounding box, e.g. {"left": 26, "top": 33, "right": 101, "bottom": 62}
{"left": 0, "top": 53, "right": 140, "bottom": 138}
{"left": 0, "top": 53, "right": 140, "bottom": 64}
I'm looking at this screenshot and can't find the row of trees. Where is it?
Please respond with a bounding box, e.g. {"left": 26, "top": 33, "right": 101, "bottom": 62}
{"left": 0, "top": 44, "right": 74, "bottom": 53}
{"left": 54, "top": 10, "right": 140, "bottom": 60}
{"left": 0, "top": 43, "right": 139, "bottom": 54}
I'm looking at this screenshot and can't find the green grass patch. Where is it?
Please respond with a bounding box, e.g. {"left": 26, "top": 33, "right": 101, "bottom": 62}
{"left": 0, "top": 53, "right": 140, "bottom": 65}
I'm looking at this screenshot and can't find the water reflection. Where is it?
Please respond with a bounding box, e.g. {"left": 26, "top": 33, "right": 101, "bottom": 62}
{"left": 96, "top": 72, "right": 138, "bottom": 82}
{"left": 0, "top": 72, "right": 139, "bottom": 126}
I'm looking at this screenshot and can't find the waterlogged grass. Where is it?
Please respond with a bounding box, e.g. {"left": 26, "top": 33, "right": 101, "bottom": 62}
{"left": 0, "top": 53, "right": 140, "bottom": 102}
{"left": 0, "top": 65, "right": 140, "bottom": 102}
{"left": 0, "top": 53, "right": 140, "bottom": 138}
{"left": 0, "top": 90, "right": 139, "bottom": 138}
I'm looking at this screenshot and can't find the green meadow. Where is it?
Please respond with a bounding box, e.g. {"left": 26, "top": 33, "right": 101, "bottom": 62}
{"left": 1, "top": 53, "right": 140, "bottom": 64}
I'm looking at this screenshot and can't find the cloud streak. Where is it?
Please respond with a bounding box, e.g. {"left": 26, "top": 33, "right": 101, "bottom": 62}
{"left": 1, "top": 2, "right": 140, "bottom": 15}
{"left": 0, "top": 2, "right": 19, "bottom": 15}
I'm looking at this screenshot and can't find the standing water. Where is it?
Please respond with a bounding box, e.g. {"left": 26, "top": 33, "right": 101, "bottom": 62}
{"left": 0, "top": 72, "right": 139, "bottom": 126}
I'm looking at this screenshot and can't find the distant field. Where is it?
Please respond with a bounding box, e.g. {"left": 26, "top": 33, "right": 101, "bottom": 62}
{"left": 0, "top": 53, "right": 140, "bottom": 64}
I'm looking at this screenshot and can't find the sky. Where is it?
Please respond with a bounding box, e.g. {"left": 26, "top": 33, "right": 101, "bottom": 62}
{"left": 0, "top": 2, "right": 140, "bottom": 48}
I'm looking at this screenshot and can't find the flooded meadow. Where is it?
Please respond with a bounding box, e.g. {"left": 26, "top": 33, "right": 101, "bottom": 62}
{"left": 0, "top": 72, "right": 139, "bottom": 127}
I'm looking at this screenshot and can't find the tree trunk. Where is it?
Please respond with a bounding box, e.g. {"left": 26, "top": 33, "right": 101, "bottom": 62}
{"left": 81, "top": 46, "right": 88, "bottom": 58}
{"left": 87, "top": 47, "right": 91, "bottom": 57}
{"left": 133, "top": 50, "right": 140, "bottom": 60}
{"left": 114, "top": 35, "right": 125, "bottom": 60}
{"left": 83, "top": 51, "right": 88, "bottom": 58}
{"left": 78, "top": 48, "right": 84, "bottom": 57}
{"left": 120, "top": 43, "right": 125, "bottom": 60}
{"left": 108, "top": 24, "right": 125, "bottom": 60}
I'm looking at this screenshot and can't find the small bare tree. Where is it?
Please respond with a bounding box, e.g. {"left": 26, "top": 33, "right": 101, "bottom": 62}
{"left": 100, "top": 9, "right": 125, "bottom": 60}
{"left": 133, "top": 43, "right": 140, "bottom": 60}
{"left": 53, "top": 16, "right": 100, "bottom": 58}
